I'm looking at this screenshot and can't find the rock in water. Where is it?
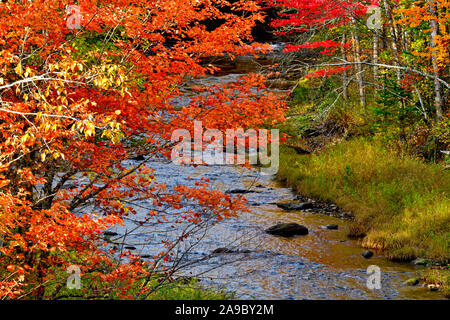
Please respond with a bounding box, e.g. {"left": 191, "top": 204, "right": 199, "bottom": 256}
{"left": 325, "top": 224, "right": 338, "bottom": 230}
{"left": 103, "top": 231, "right": 119, "bottom": 237}
{"left": 427, "top": 284, "right": 440, "bottom": 291}
{"left": 276, "top": 201, "right": 314, "bottom": 211}
{"left": 265, "top": 223, "right": 309, "bottom": 237}
{"left": 131, "top": 154, "right": 145, "bottom": 161}
{"left": 225, "top": 189, "right": 256, "bottom": 194}
{"left": 405, "top": 278, "right": 419, "bottom": 286}
{"left": 412, "top": 258, "right": 428, "bottom": 266}
{"left": 362, "top": 250, "right": 374, "bottom": 259}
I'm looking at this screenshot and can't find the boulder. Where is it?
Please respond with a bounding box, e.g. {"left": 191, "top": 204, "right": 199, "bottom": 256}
{"left": 362, "top": 250, "right": 374, "bottom": 259}
{"left": 212, "top": 247, "right": 233, "bottom": 254}
{"left": 405, "top": 278, "right": 420, "bottom": 286}
{"left": 325, "top": 224, "right": 338, "bottom": 230}
{"left": 412, "top": 258, "right": 428, "bottom": 266}
{"left": 276, "top": 201, "right": 314, "bottom": 211}
{"left": 427, "top": 284, "right": 440, "bottom": 291}
{"left": 265, "top": 223, "right": 309, "bottom": 237}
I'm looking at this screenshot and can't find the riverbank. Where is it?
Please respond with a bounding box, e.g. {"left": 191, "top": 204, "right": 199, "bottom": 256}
{"left": 277, "top": 137, "right": 450, "bottom": 296}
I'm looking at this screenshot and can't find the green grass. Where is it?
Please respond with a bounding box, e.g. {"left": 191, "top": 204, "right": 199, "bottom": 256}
{"left": 147, "top": 280, "right": 232, "bottom": 300}
{"left": 278, "top": 137, "right": 450, "bottom": 263}
{"left": 40, "top": 276, "right": 232, "bottom": 300}
{"left": 11, "top": 261, "right": 233, "bottom": 300}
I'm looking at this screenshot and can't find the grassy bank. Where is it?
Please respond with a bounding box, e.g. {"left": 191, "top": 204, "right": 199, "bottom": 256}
{"left": 278, "top": 137, "right": 449, "bottom": 295}
{"left": 278, "top": 137, "right": 449, "bottom": 262}
{"left": 147, "top": 280, "right": 232, "bottom": 300}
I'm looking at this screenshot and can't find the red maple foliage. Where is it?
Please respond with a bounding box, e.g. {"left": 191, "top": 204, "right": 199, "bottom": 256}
{"left": 0, "top": 0, "right": 286, "bottom": 299}
{"left": 266, "top": 0, "right": 381, "bottom": 76}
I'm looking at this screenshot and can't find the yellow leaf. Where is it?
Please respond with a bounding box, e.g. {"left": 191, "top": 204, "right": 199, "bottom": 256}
{"left": 15, "top": 62, "right": 23, "bottom": 76}
{"left": 24, "top": 67, "right": 32, "bottom": 77}
{"left": 21, "top": 133, "right": 29, "bottom": 143}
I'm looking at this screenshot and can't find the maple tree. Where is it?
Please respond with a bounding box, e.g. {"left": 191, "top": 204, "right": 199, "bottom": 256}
{"left": 266, "top": 0, "right": 379, "bottom": 109}
{"left": 395, "top": 0, "right": 449, "bottom": 120}
{"left": 0, "top": 0, "right": 286, "bottom": 299}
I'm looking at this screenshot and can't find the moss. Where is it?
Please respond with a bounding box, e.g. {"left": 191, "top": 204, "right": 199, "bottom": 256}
{"left": 405, "top": 278, "right": 420, "bottom": 286}
{"left": 147, "top": 280, "right": 232, "bottom": 300}
{"left": 420, "top": 269, "right": 450, "bottom": 298}
{"left": 35, "top": 263, "right": 232, "bottom": 300}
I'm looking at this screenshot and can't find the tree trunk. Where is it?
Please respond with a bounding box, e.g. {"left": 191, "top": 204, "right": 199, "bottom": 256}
{"left": 428, "top": 0, "right": 444, "bottom": 120}
{"left": 382, "top": 0, "right": 402, "bottom": 81}
{"left": 341, "top": 34, "right": 348, "bottom": 100}
{"left": 352, "top": 32, "right": 365, "bottom": 108}
{"left": 373, "top": 34, "right": 379, "bottom": 82}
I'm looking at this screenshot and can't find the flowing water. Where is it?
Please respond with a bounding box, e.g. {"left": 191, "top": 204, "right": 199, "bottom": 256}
{"left": 110, "top": 44, "right": 441, "bottom": 300}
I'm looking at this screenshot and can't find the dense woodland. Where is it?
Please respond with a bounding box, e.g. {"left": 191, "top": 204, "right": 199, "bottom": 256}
{"left": 0, "top": 0, "right": 448, "bottom": 299}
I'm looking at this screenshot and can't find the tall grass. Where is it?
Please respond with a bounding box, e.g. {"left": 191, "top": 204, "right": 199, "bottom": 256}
{"left": 278, "top": 137, "right": 450, "bottom": 263}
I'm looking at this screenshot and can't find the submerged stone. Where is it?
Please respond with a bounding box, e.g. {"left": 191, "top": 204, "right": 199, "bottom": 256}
{"left": 362, "top": 250, "right": 374, "bottom": 259}
{"left": 265, "top": 223, "right": 309, "bottom": 237}
{"left": 225, "top": 189, "right": 256, "bottom": 194}
{"left": 276, "top": 201, "right": 314, "bottom": 211}
{"left": 103, "top": 231, "right": 119, "bottom": 237}
{"left": 212, "top": 247, "right": 233, "bottom": 254}
{"left": 406, "top": 278, "right": 420, "bottom": 286}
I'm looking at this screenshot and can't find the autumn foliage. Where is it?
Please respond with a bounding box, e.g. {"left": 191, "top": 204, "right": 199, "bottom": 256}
{"left": 267, "top": 0, "right": 448, "bottom": 137}
{"left": 0, "top": 0, "right": 286, "bottom": 299}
